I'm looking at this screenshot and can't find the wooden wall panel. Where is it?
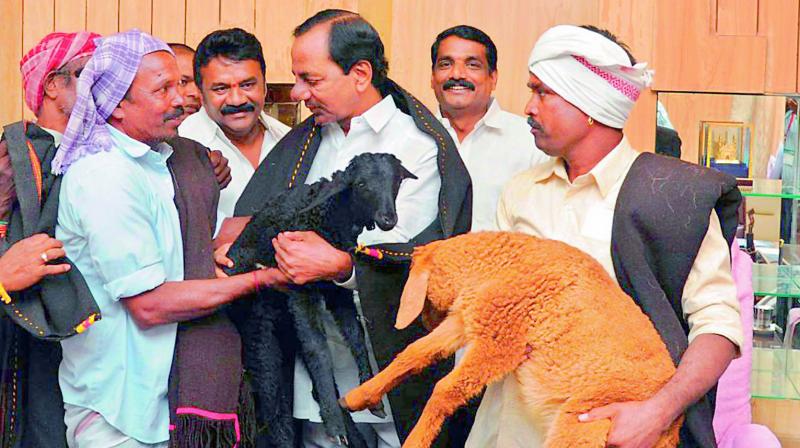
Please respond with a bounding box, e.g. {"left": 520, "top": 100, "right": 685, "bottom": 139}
{"left": 0, "top": 0, "right": 23, "bottom": 125}
{"left": 254, "top": 0, "right": 359, "bottom": 84}
{"left": 55, "top": 0, "right": 87, "bottom": 32}
{"left": 186, "top": 0, "right": 220, "bottom": 47}
{"left": 759, "top": 0, "right": 799, "bottom": 94}
{"left": 119, "top": 0, "right": 153, "bottom": 33}
{"left": 653, "top": 0, "right": 766, "bottom": 93}
{"left": 599, "top": 0, "right": 656, "bottom": 150}
{"left": 255, "top": 0, "right": 307, "bottom": 83}
{"left": 716, "top": 0, "right": 758, "bottom": 35}
{"left": 359, "top": 0, "right": 393, "bottom": 59}
{"left": 220, "top": 0, "right": 256, "bottom": 32}
{"left": 86, "top": 0, "right": 118, "bottom": 35}
{"left": 22, "top": 0, "right": 55, "bottom": 119}
{"left": 153, "top": 0, "right": 187, "bottom": 44}
{"left": 389, "top": 0, "right": 601, "bottom": 121}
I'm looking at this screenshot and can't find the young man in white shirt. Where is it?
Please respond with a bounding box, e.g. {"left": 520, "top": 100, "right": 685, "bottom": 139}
{"left": 179, "top": 28, "right": 290, "bottom": 218}
{"left": 431, "top": 25, "right": 549, "bottom": 231}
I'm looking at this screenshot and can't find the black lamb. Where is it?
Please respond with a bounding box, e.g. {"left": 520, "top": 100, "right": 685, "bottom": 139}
{"left": 224, "top": 152, "right": 417, "bottom": 447}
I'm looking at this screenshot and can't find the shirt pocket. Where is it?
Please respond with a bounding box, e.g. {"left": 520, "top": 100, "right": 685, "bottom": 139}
{"left": 579, "top": 202, "right": 614, "bottom": 243}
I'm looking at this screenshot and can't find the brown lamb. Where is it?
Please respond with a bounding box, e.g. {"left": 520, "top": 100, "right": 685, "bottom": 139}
{"left": 341, "top": 231, "right": 683, "bottom": 448}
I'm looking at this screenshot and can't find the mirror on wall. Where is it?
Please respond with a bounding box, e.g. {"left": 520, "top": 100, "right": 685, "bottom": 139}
{"left": 655, "top": 92, "right": 799, "bottom": 247}
{"left": 657, "top": 93, "right": 800, "bottom": 346}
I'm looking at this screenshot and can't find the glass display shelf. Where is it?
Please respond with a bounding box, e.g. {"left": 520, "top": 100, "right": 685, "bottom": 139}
{"left": 752, "top": 345, "right": 800, "bottom": 400}
{"left": 752, "top": 263, "right": 800, "bottom": 298}
{"left": 739, "top": 178, "right": 800, "bottom": 199}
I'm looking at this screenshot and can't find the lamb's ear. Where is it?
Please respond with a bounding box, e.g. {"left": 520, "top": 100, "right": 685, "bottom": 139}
{"left": 395, "top": 267, "right": 430, "bottom": 329}
{"left": 401, "top": 165, "right": 418, "bottom": 180}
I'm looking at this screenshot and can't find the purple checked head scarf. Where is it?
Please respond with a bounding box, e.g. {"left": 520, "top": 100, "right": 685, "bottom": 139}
{"left": 51, "top": 29, "right": 173, "bottom": 174}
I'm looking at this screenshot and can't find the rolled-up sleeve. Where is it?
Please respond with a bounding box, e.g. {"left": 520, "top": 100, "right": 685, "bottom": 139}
{"left": 61, "top": 160, "right": 167, "bottom": 300}
{"left": 682, "top": 212, "right": 743, "bottom": 350}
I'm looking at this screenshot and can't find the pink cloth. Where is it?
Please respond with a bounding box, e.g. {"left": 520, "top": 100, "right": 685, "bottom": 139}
{"left": 19, "top": 31, "right": 100, "bottom": 114}
{"left": 713, "top": 243, "right": 780, "bottom": 448}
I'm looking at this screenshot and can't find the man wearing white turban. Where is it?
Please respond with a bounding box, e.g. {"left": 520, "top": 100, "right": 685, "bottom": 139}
{"left": 468, "top": 25, "right": 743, "bottom": 448}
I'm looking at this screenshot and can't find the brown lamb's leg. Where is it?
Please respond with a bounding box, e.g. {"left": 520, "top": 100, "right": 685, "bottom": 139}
{"left": 341, "top": 314, "right": 466, "bottom": 412}
{"left": 401, "top": 336, "right": 529, "bottom": 448}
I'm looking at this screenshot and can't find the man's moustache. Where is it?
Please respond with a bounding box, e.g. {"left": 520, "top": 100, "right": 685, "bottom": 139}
{"left": 443, "top": 79, "right": 475, "bottom": 91}
{"left": 527, "top": 116, "right": 543, "bottom": 131}
{"left": 220, "top": 103, "right": 257, "bottom": 115}
{"left": 163, "top": 107, "right": 185, "bottom": 122}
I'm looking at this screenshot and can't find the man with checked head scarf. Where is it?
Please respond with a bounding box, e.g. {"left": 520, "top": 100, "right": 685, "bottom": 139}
{"left": 54, "top": 29, "right": 287, "bottom": 447}
{"left": 468, "top": 25, "right": 743, "bottom": 448}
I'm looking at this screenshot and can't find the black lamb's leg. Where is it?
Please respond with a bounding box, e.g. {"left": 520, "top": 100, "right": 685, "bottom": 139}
{"left": 238, "top": 297, "right": 296, "bottom": 446}
{"left": 326, "top": 291, "right": 386, "bottom": 418}
{"left": 287, "top": 289, "right": 352, "bottom": 445}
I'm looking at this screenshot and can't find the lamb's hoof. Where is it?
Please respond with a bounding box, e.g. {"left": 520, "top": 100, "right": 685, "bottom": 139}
{"left": 369, "top": 402, "right": 387, "bottom": 419}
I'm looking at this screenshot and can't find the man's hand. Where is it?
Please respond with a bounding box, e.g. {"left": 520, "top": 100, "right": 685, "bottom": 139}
{"left": 0, "top": 141, "right": 16, "bottom": 221}
{"left": 208, "top": 149, "right": 232, "bottom": 189}
{"left": 214, "top": 242, "right": 234, "bottom": 278}
{"left": 0, "top": 234, "right": 71, "bottom": 291}
{"left": 272, "top": 231, "right": 352, "bottom": 285}
{"left": 579, "top": 399, "right": 672, "bottom": 448}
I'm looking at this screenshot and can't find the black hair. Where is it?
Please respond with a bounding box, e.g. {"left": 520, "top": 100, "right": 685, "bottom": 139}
{"left": 168, "top": 42, "right": 195, "bottom": 54}
{"left": 655, "top": 126, "right": 682, "bottom": 159}
{"left": 193, "top": 28, "right": 266, "bottom": 87}
{"left": 431, "top": 25, "right": 497, "bottom": 72}
{"left": 580, "top": 25, "right": 637, "bottom": 65}
{"left": 293, "top": 9, "right": 388, "bottom": 88}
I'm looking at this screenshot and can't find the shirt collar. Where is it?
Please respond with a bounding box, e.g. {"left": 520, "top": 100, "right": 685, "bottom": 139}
{"left": 107, "top": 124, "right": 173, "bottom": 162}
{"left": 38, "top": 125, "right": 63, "bottom": 148}
{"left": 481, "top": 98, "right": 504, "bottom": 129}
{"left": 529, "top": 137, "right": 639, "bottom": 198}
{"left": 589, "top": 137, "right": 638, "bottom": 197}
{"left": 360, "top": 95, "right": 397, "bottom": 133}
{"left": 436, "top": 97, "right": 502, "bottom": 131}
{"left": 183, "top": 107, "right": 275, "bottom": 146}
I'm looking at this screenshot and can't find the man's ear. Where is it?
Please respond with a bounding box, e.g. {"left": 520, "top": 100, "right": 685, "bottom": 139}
{"left": 489, "top": 69, "right": 498, "bottom": 92}
{"left": 110, "top": 102, "right": 126, "bottom": 121}
{"left": 43, "top": 73, "right": 62, "bottom": 101}
{"left": 351, "top": 60, "right": 374, "bottom": 93}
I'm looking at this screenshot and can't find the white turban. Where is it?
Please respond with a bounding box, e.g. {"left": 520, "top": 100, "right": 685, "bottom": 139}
{"left": 528, "top": 25, "right": 653, "bottom": 129}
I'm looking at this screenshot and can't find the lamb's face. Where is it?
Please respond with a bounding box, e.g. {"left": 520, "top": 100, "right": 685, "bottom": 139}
{"left": 347, "top": 153, "right": 417, "bottom": 231}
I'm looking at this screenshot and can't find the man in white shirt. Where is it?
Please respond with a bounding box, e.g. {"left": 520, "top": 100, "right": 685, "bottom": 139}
{"left": 431, "top": 25, "right": 548, "bottom": 231}
{"left": 179, "top": 28, "right": 289, "bottom": 218}
{"left": 231, "top": 9, "right": 472, "bottom": 448}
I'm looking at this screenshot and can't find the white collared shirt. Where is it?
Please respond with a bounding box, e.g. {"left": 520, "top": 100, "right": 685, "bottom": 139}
{"left": 178, "top": 107, "right": 290, "bottom": 218}
{"left": 39, "top": 125, "right": 63, "bottom": 147}
{"left": 293, "top": 95, "right": 441, "bottom": 426}
{"left": 438, "top": 98, "right": 550, "bottom": 231}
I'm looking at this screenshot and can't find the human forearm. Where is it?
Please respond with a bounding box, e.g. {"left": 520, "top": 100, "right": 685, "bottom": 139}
{"left": 123, "top": 268, "right": 287, "bottom": 328}
{"left": 649, "top": 333, "right": 737, "bottom": 424}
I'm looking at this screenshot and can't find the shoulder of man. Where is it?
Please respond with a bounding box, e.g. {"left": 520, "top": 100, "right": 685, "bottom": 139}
{"left": 620, "top": 151, "right": 741, "bottom": 243}
{"left": 177, "top": 108, "right": 216, "bottom": 147}
{"left": 262, "top": 112, "right": 291, "bottom": 138}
